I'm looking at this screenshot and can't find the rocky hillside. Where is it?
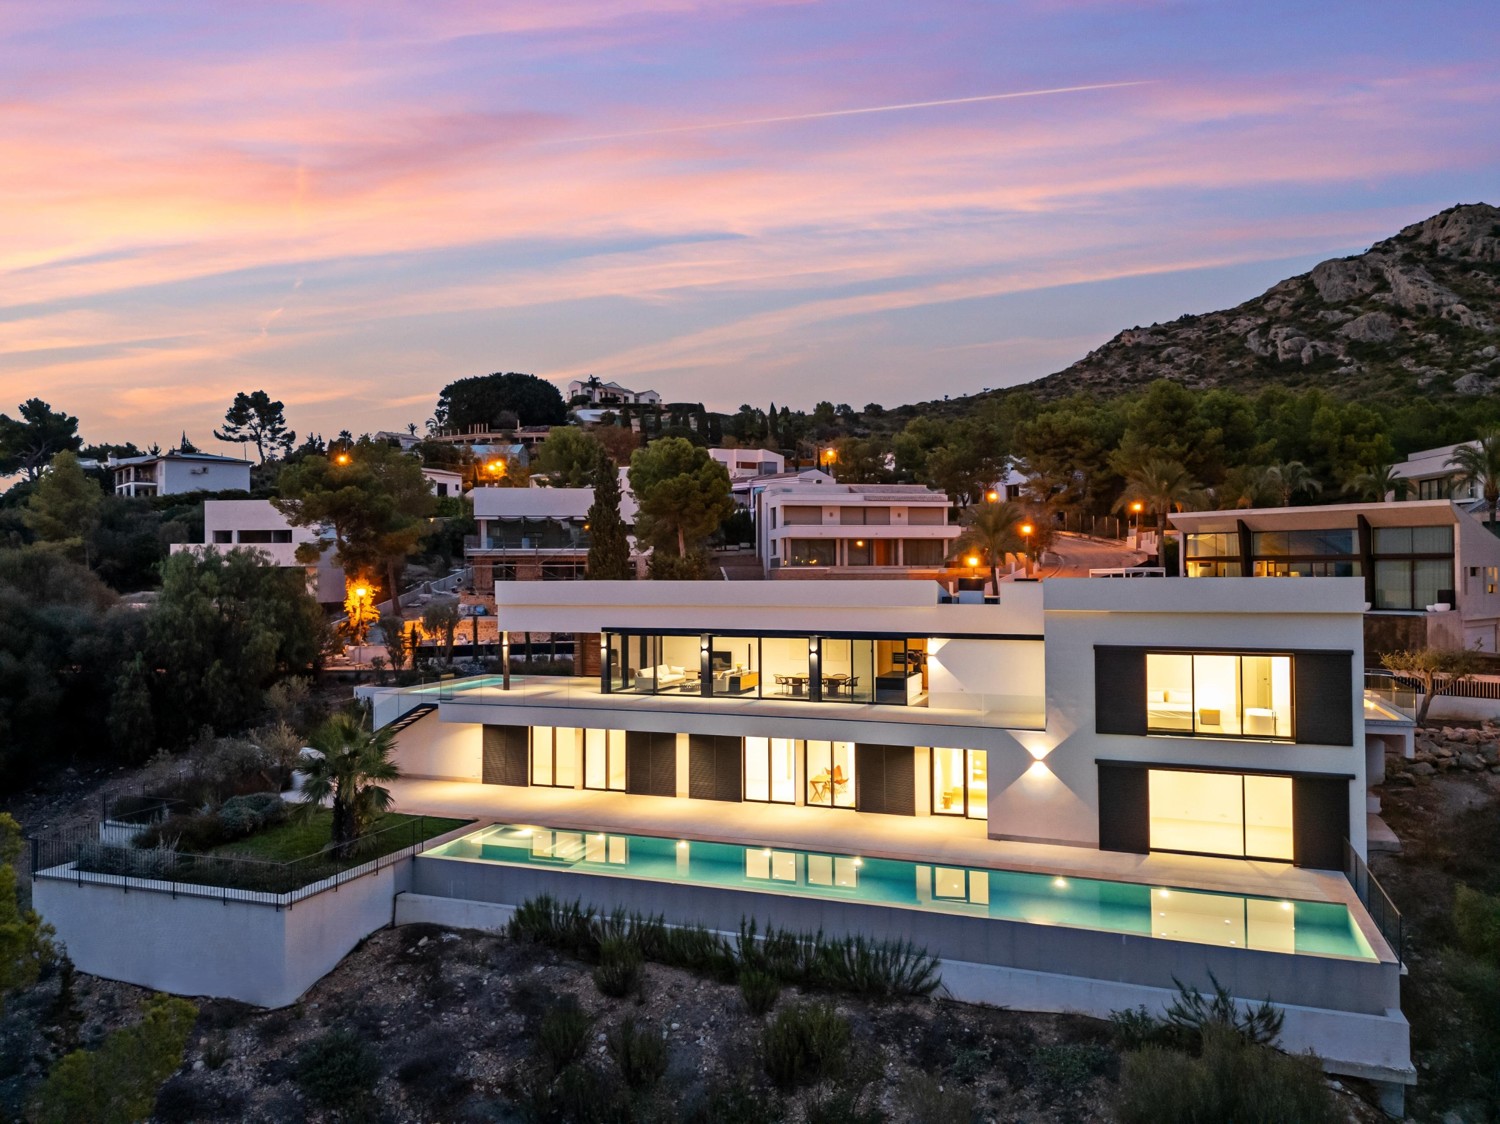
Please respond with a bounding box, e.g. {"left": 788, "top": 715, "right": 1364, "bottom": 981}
{"left": 1017, "top": 202, "right": 1500, "bottom": 402}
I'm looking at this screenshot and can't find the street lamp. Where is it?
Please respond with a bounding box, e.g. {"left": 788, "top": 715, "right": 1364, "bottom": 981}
{"left": 335, "top": 452, "right": 350, "bottom": 465}
{"left": 986, "top": 489, "right": 999, "bottom": 503}
{"left": 966, "top": 554, "right": 980, "bottom": 579}
{"left": 1130, "top": 501, "right": 1143, "bottom": 547}
{"left": 1020, "top": 523, "right": 1034, "bottom": 576}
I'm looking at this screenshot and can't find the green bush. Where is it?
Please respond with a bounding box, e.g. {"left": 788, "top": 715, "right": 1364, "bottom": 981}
{"left": 516, "top": 1063, "right": 632, "bottom": 1124}
{"left": 1031, "top": 1042, "right": 1112, "bottom": 1095}
{"left": 1454, "top": 884, "right": 1500, "bottom": 962}
{"left": 1110, "top": 974, "right": 1283, "bottom": 1053}
{"left": 295, "top": 1027, "right": 381, "bottom": 1115}
{"left": 218, "top": 792, "right": 287, "bottom": 837}
{"left": 607, "top": 1017, "right": 667, "bottom": 1090}
{"left": 678, "top": 1080, "right": 782, "bottom": 1124}
{"left": 806, "top": 1084, "right": 883, "bottom": 1124}
{"left": 1116, "top": 1025, "right": 1338, "bottom": 1124}
{"left": 536, "top": 1000, "right": 593, "bottom": 1076}
{"left": 593, "top": 936, "right": 645, "bottom": 999}
{"left": 740, "top": 968, "right": 781, "bottom": 1017}
{"left": 30, "top": 994, "right": 198, "bottom": 1124}
{"left": 762, "top": 1002, "right": 851, "bottom": 1091}
{"left": 895, "top": 1071, "right": 980, "bottom": 1124}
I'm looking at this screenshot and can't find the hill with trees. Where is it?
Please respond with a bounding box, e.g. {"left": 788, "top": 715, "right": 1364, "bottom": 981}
{"left": 917, "top": 202, "right": 1500, "bottom": 414}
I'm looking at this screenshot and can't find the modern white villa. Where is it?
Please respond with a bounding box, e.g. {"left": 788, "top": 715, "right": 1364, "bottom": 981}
{"left": 1171, "top": 499, "right": 1500, "bottom": 653}
{"left": 466, "top": 485, "right": 641, "bottom": 588}
{"left": 170, "top": 499, "right": 345, "bottom": 604}
{"left": 1390, "top": 441, "right": 1485, "bottom": 502}
{"left": 33, "top": 576, "right": 1416, "bottom": 1107}
{"left": 752, "top": 474, "right": 961, "bottom": 577}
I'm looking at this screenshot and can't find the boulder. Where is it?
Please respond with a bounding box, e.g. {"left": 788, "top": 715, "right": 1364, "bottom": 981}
{"left": 1337, "top": 311, "right": 1396, "bottom": 343}
{"left": 1311, "top": 256, "right": 1383, "bottom": 302}
{"left": 1409, "top": 760, "right": 1437, "bottom": 776}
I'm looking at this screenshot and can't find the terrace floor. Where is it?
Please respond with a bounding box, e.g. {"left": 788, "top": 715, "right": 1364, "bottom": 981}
{"left": 388, "top": 777, "right": 1390, "bottom": 962}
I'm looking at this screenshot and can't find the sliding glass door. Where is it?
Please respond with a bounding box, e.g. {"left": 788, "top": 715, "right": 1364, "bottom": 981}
{"left": 745, "top": 737, "right": 797, "bottom": 803}
{"left": 1147, "top": 768, "right": 1292, "bottom": 861}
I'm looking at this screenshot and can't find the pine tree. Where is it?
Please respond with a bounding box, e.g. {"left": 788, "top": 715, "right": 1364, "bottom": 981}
{"left": 586, "top": 449, "right": 632, "bottom": 579}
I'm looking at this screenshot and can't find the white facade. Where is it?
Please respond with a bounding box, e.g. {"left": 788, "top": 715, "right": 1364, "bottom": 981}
{"left": 708, "top": 446, "right": 786, "bottom": 479}
{"left": 466, "top": 485, "right": 640, "bottom": 587}
{"left": 111, "top": 451, "right": 251, "bottom": 496}
{"left": 1391, "top": 442, "right": 1482, "bottom": 502}
{"left": 171, "top": 500, "right": 344, "bottom": 604}
{"left": 753, "top": 475, "right": 960, "bottom": 577}
{"left": 567, "top": 378, "right": 661, "bottom": 407}
{"left": 422, "top": 466, "right": 465, "bottom": 498}
{"left": 1171, "top": 499, "right": 1500, "bottom": 653}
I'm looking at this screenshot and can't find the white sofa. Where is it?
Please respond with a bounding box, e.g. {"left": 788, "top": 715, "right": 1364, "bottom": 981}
{"left": 638, "top": 663, "right": 690, "bottom": 691}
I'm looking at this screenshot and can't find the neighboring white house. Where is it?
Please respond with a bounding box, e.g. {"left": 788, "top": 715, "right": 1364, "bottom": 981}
{"left": 170, "top": 499, "right": 344, "bottom": 604}
{"left": 752, "top": 473, "right": 961, "bottom": 577}
{"left": 466, "top": 485, "right": 640, "bottom": 588}
{"left": 422, "top": 466, "right": 465, "bottom": 498}
{"left": 1390, "top": 442, "right": 1484, "bottom": 502}
{"left": 111, "top": 450, "right": 252, "bottom": 497}
{"left": 566, "top": 378, "right": 661, "bottom": 407}
{"left": 708, "top": 447, "right": 786, "bottom": 480}
{"left": 1171, "top": 498, "right": 1500, "bottom": 653}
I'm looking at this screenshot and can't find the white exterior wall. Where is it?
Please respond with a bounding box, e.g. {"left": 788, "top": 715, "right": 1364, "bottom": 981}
{"left": 999, "top": 578, "right": 1368, "bottom": 854}
{"left": 171, "top": 500, "right": 343, "bottom": 604}
{"left": 159, "top": 457, "right": 252, "bottom": 494}
{"left": 392, "top": 712, "right": 483, "bottom": 780}
{"left": 33, "top": 865, "right": 404, "bottom": 1008}
{"left": 1454, "top": 513, "right": 1500, "bottom": 651}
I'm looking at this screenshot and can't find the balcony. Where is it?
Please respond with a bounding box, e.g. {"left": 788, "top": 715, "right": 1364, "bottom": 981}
{"left": 465, "top": 529, "right": 591, "bottom": 553}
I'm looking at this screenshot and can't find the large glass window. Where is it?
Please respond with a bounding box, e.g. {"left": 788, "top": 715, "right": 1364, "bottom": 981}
{"left": 531, "top": 727, "right": 578, "bottom": 788}
{"left": 763, "top": 637, "right": 812, "bottom": 697}
{"left": 582, "top": 729, "right": 626, "bottom": 791}
{"left": 1145, "top": 652, "right": 1292, "bottom": 739}
{"left": 932, "top": 748, "right": 988, "bottom": 818}
{"left": 786, "top": 540, "right": 836, "bottom": 567}
{"left": 1373, "top": 525, "right": 1453, "bottom": 553}
{"left": 1186, "top": 532, "right": 1235, "bottom": 558}
{"left": 1147, "top": 768, "right": 1293, "bottom": 861}
{"left": 745, "top": 737, "right": 797, "bottom": 803}
{"left": 819, "top": 639, "right": 874, "bottom": 703}
{"left": 707, "top": 638, "right": 760, "bottom": 697}
{"left": 903, "top": 540, "right": 946, "bottom": 566}
{"left": 1252, "top": 529, "right": 1354, "bottom": 556}
{"left": 1374, "top": 559, "right": 1455, "bottom": 609}
{"left": 806, "top": 741, "right": 855, "bottom": 808}
{"left": 782, "top": 505, "right": 822, "bottom": 526}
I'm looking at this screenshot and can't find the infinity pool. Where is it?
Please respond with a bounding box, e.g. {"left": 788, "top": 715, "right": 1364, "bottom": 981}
{"left": 427, "top": 824, "right": 1376, "bottom": 961}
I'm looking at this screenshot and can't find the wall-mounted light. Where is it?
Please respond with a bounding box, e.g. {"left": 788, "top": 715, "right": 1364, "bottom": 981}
{"left": 700, "top": 636, "right": 710, "bottom": 651}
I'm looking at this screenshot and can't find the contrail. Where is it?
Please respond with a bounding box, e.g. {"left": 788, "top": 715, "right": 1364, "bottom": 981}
{"left": 558, "top": 81, "right": 1153, "bottom": 143}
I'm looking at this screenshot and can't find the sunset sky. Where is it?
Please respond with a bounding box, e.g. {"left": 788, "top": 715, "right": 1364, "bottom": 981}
{"left": 2, "top": 1, "right": 1497, "bottom": 450}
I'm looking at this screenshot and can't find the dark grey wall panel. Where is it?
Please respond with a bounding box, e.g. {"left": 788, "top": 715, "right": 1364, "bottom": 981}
{"left": 855, "top": 744, "right": 915, "bottom": 816}
{"left": 1097, "top": 763, "right": 1150, "bottom": 853}
{"left": 1293, "top": 651, "right": 1354, "bottom": 746}
{"left": 688, "top": 734, "right": 741, "bottom": 802}
{"left": 1293, "top": 775, "right": 1350, "bottom": 870}
{"left": 1095, "top": 647, "right": 1147, "bottom": 735}
{"left": 626, "top": 730, "right": 677, "bottom": 797}
{"left": 481, "top": 725, "right": 528, "bottom": 787}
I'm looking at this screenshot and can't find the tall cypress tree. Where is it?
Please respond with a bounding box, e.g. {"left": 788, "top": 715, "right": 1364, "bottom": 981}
{"left": 586, "top": 450, "right": 632, "bottom": 579}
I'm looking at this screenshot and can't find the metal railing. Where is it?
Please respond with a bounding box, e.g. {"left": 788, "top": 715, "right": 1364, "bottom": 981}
{"left": 373, "top": 567, "right": 471, "bottom": 616}
{"left": 1344, "top": 838, "right": 1403, "bottom": 965}
{"left": 1363, "top": 670, "right": 1419, "bottom": 719}
{"left": 31, "top": 816, "right": 444, "bottom": 910}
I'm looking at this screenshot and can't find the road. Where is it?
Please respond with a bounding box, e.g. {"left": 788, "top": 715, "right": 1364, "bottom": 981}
{"left": 1035, "top": 532, "right": 1151, "bottom": 579}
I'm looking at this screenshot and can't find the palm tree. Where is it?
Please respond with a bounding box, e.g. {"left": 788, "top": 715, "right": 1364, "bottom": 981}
{"left": 951, "top": 500, "right": 1028, "bottom": 589}
{"left": 299, "top": 711, "right": 401, "bottom": 856}
{"left": 1447, "top": 431, "right": 1500, "bottom": 525}
{"left": 1343, "top": 462, "right": 1409, "bottom": 503}
{"left": 1114, "top": 458, "right": 1202, "bottom": 546}
{"left": 1214, "top": 465, "right": 1275, "bottom": 510}
{"left": 1264, "top": 461, "right": 1323, "bottom": 507}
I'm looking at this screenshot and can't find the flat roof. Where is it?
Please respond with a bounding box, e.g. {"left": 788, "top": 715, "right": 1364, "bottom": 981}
{"left": 1169, "top": 499, "right": 1462, "bottom": 534}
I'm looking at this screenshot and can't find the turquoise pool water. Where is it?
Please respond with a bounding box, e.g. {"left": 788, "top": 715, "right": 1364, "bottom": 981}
{"left": 428, "top": 824, "right": 1377, "bottom": 961}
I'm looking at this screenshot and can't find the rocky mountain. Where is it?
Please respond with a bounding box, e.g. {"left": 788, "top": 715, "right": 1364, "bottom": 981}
{"left": 1013, "top": 202, "right": 1500, "bottom": 402}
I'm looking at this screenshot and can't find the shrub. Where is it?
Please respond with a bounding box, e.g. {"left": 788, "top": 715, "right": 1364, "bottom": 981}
{"left": 593, "top": 936, "right": 645, "bottom": 999}
{"left": 218, "top": 792, "right": 286, "bottom": 838}
{"left": 30, "top": 994, "right": 197, "bottom": 1124}
{"left": 1116, "top": 1025, "right": 1338, "bottom": 1124}
{"left": 806, "top": 1084, "right": 883, "bottom": 1124}
{"left": 1163, "top": 973, "right": 1282, "bottom": 1048}
{"left": 1031, "top": 1042, "right": 1112, "bottom": 1096}
{"left": 395, "top": 1043, "right": 472, "bottom": 1111}
{"left": 536, "top": 1000, "right": 593, "bottom": 1076}
{"left": 516, "top": 1063, "right": 632, "bottom": 1124}
{"left": 153, "top": 1075, "right": 247, "bottom": 1123}
{"left": 135, "top": 811, "right": 231, "bottom": 853}
{"left": 607, "top": 1017, "right": 668, "bottom": 1090}
{"left": 1454, "top": 884, "right": 1500, "bottom": 962}
{"left": 895, "top": 1071, "right": 979, "bottom": 1124}
{"left": 1108, "top": 1005, "right": 1165, "bottom": 1051}
{"left": 294, "top": 1027, "right": 381, "bottom": 1116}
{"left": 678, "top": 1080, "right": 782, "bottom": 1124}
{"left": 762, "top": 1002, "right": 851, "bottom": 1091}
{"left": 740, "top": 968, "right": 781, "bottom": 1017}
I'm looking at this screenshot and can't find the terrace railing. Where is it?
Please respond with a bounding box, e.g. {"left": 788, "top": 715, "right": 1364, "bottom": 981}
{"left": 1344, "top": 838, "right": 1403, "bottom": 966}
{"left": 30, "top": 816, "right": 440, "bottom": 910}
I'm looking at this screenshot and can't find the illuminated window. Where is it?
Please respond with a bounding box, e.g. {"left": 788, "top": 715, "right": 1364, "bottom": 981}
{"left": 745, "top": 737, "right": 797, "bottom": 804}
{"left": 582, "top": 728, "right": 626, "bottom": 791}
{"left": 1145, "top": 653, "right": 1293, "bottom": 739}
{"left": 806, "top": 741, "right": 855, "bottom": 808}
{"left": 1148, "top": 769, "right": 1293, "bottom": 861}
{"left": 932, "top": 748, "right": 988, "bottom": 818}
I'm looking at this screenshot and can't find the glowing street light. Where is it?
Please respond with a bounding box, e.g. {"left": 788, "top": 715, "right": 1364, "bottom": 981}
{"left": 985, "top": 489, "right": 999, "bottom": 503}
{"left": 335, "top": 452, "right": 350, "bottom": 465}
{"left": 966, "top": 554, "right": 980, "bottom": 578}
{"left": 820, "top": 447, "right": 838, "bottom": 466}
{"left": 1020, "top": 523, "right": 1034, "bottom": 576}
